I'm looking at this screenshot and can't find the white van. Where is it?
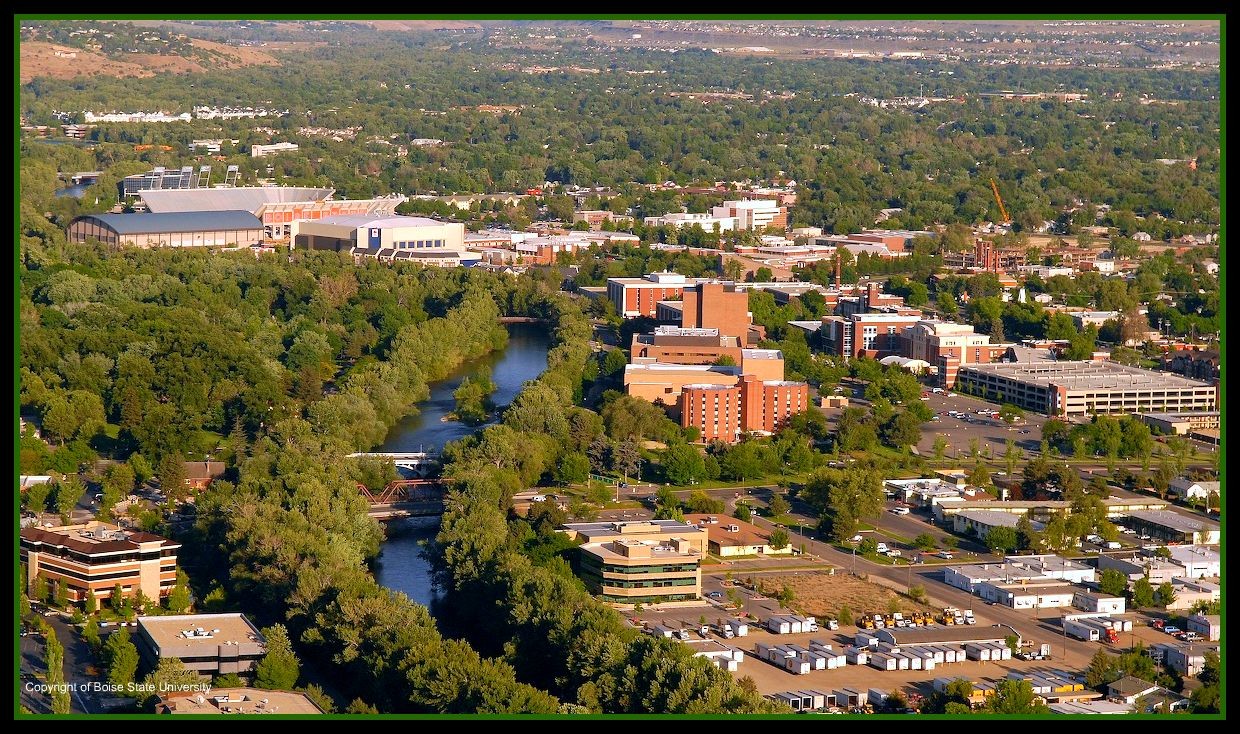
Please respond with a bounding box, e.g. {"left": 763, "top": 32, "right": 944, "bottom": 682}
{"left": 875, "top": 543, "right": 889, "bottom": 554}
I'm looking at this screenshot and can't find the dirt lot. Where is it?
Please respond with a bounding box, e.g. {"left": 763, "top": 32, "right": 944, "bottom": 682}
{"left": 750, "top": 571, "right": 936, "bottom": 620}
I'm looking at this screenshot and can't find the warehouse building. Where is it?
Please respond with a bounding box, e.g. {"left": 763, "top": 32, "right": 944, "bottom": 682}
{"left": 1123, "top": 510, "right": 1220, "bottom": 545}
{"left": 67, "top": 211, "right": 264, "bottom": 248}
{"left": 955, "top": 361, "right": 1217, "bottom": 417}
{"left": 1139, "top": 411, "right": 1220, "bottom": 436}
{"left": 1165, "top": 545, "right": 1221, "bottom": 578}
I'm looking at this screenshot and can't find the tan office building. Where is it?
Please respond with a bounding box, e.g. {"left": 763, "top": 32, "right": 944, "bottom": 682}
{"left": 20, "top": 522, "right": 179, "bottom": 605}
{"left": 136, "top": 613, "right": 267, "bottom": 676}
{"left": 564, "top": 520, "right": 706, "bottom": 603}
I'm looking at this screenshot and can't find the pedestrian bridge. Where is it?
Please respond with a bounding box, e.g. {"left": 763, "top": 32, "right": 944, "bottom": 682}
{"left": 346, "top": 452, "right": 441, "bottom": 477}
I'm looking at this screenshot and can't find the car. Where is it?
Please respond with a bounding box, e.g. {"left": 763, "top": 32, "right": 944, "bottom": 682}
{"left": 875, "top": 543, "right": 889, "bottom": 553}
{"left": 932, "top": 388, "right": 944, "bottom": 394}
{"left": 922, "top": 392, "right": 930, "bottom": 398}
{"left": 850, "top": 534, "right": 864, "bottom": 543}
{"left": 1163, "top": 626, "right": 1181, "bottom": 635}
{"left": 931, "top": 416, "right": 941, "bottom": 421}
{"left": 890, "top": 507, "right": 910, "bottom": 516}
{"left": 706, "top": 591, "right": 723, "bottom": 600}
{"left": 920, "top": 396, "right": 930, "bottom": 401}
{"left": 937, "top": 551, "right": 954, "bottom": 559}
{"left": 886, "top": 549, "right": 902, "bottom": 557}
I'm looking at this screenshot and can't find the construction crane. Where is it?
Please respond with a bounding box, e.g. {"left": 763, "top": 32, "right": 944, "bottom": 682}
{"left": 989, "top": 178, "right": 1011, "bottom": 225}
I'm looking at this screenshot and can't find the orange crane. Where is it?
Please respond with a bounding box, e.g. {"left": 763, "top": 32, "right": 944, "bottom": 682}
{"left": 989, "top": 178, "right": 1011, "bottom": 224}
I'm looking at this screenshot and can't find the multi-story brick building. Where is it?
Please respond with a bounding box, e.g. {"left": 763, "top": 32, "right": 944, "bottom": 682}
{"left": 20, "top": 522, "right": 180, "bottom": 605}
{"left": 679, "top": 374, "right": 809, "bottom": 443}
{"left": 605, "top": 272, "right": 696, "bottom": 318}
{"left": 904, "top": 320, "right": 1008, "bottom": 387}
{"left": 680, "top": 281, "right": 755, "bottom": 343}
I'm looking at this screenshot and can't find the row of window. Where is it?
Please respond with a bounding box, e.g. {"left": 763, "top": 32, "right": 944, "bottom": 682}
{"left": 393, "top": 239, "right": 446, "bottom": 249}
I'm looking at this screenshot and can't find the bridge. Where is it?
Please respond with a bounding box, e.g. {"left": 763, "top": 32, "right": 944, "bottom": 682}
{"left": 358, "top": 479, "right": 446, "bottom": 519}
{"left": 346, "top": 451, "right": 441, "bottom": 477}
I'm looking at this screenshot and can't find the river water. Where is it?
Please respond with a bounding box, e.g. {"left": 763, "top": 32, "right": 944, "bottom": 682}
{"left": 372, "top": 322, "right": 551, "bottom": 608}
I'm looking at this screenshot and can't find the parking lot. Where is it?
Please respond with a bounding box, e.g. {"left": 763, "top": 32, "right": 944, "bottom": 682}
{"left": 914, "top": 389, "right": 1048, "bottom": 459}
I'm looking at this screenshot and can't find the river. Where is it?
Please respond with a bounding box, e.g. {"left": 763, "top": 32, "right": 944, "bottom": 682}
{"left": 372, "top": 322, "right": 551, "bottom": 608}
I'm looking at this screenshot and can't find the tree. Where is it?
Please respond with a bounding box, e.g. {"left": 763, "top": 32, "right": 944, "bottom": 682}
{"left": 110, "top": 583, "right": 125, "bottom": 614}
{"left": 859, "top": 538, "right": 878, "bottom": 556}
{"left": 104, "top": 627, "right": 140, "bottom": 691}
{"left": 766, "top": 492, "right": 790, "bottom": 517}
{"left": 1086, "top": 648, "right": 1118, "bottom": 688}
{"left": 837, "top": 605, "right": 853, "bottom": 625}
{"left": 998, "top": 403, "right": 1024, "bottom": 428}
{"left": 157, "top": 452, "right": 188, "bottom": 501}
{"left": 684, "top": 490, "right": 725, "bottom": 514}
{"left": 83, "top": 588, "right": 97, "bottom": 615}
{"left": 32, "top": 573, "right": 50, "bottom": 604}
{"left": 1003, "top": 439, "right": 1020, "bottom": 479}
{"left": 612, "top": 439, "right": 641, "bottom": 480}
{"left": 553, "top": 452, "right": 590, "bottom": 486}
{"left": 602, "top": 348, "right": 628, "bottom": 377}
{"left": 1098, "top": 569, "right": 1128, "bottom": 597}
{"left": 733, "top": 502, "right": 752, "bottom": 522}
{"left": 255, "top": 624, "right": 301, "bottom": 690}
{"left": 166, "top": 569, "right": 192, "bottom": 613}
{"left": 1156, "top": 582, "right": 1176, "bottom": 608}
{"left": 23, "top": 480, "right": 52, "bottom": 515}
{"left": 82, "top": 618, "right": 101, "bottom": 651}
{"left": 984, "top": 526, "right": 1018, "bottom": 554}
{"left": 914, "top": 533, "right": 937, "bottom": 551}
{"left": 768, "top": 529, "right": 790, "bottom": 551}
{"left": 932, "top": 435, "right": 948, "bottom": 460}
{"left": 661, "top": 443, "right": 705, "bottom": 485}
{"left": 54, "top": 476, "right": 83, "bottom": 521}
{"left": 1132, "top": 577, "right": 1156, "bottom": 608}
{"left": 984, "top": 678, "right": 1050, "bottom": 714}
{"left": 139, "top": 658, "right": 203, "bottom": 708}
{"left": 53, "top": 577, "right": 69, "bottom": 608}
{"left": 968, "top": 462, "right": 991, "bottom": 488}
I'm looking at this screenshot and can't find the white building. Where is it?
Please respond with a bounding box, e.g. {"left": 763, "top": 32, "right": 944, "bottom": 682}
{"left": 291, "top": 215, "right": 472, "bottom": 267}
{"left": 1072, "top": 591, "right": 1126, "bottom": 615}
{"left": 1167, "top": 478, "right": 1220, "bottom": 502}
{"left": 643, "top": 212, "right": 737, "bottom": 232}
{"left": 1071, "top": 311, "right": 1121, "bottom": 329}
{"left": 251, "top": 142, "right": 300, "bottom": 158}
{"left": 711, "top": 199, "right": 786, "bottom": 231}
{"left": 1165, "top": 545, "right": 1220, "bottom": 578}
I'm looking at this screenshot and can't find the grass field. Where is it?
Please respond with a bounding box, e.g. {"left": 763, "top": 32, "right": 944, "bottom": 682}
{"left": 753, "top": 570, "right": 936, "bottom": 620}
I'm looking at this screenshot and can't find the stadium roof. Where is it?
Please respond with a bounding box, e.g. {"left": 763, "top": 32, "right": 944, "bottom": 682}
{"left": 74, "top": 211, "right": 262, "bottom": 234}
{"left": 139, "top": 186, "right": 333, "bottom": 213}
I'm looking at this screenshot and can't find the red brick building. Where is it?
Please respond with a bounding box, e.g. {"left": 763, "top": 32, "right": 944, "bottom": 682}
{"left": 606, "top": 272, "right": 693, "bottom": 317}
{"left": 680, "top": 374, "right": 809, "bottom": 443}
{"left": 681, "top": 282, "right": 754, "bottom": 344}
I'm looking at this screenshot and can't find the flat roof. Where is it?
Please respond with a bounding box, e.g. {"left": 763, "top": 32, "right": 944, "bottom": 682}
{"left": 582, "top": 540, "right": 700, "bottom": 563}
{"left": 1127, "top": 510, "right": 1219, "bottom": 533}
{"left": 160, "top": 688, "right": 323, "bottom": 715}
{"left": 625, "top": 363, "right": 740, "bottom": 375}
{"left": 1165, "top": 544, "right": 1221, "bottom": 564}
{"left": 73, "top": 210, "right": 262, "bottom": 234}
{"left": 959, "top": 361, "right": 1215, "bottom": 390}
{"left": 138, "top": 613, "right": 264, "bottom": 652}
{"left": 139, "top": 186, "right": 333, "bottom": 212}
{"left": 741, "top": 348, "right": 783, "bottom": 360}
{"left": 563, "top": 519, "right": 706, "bottom": 543}
{"left": 1141, "top": 411, "right": 1220, "bottom": 420}
{"left": 955, "top": 510, "right": 1023, "bottom": 528}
